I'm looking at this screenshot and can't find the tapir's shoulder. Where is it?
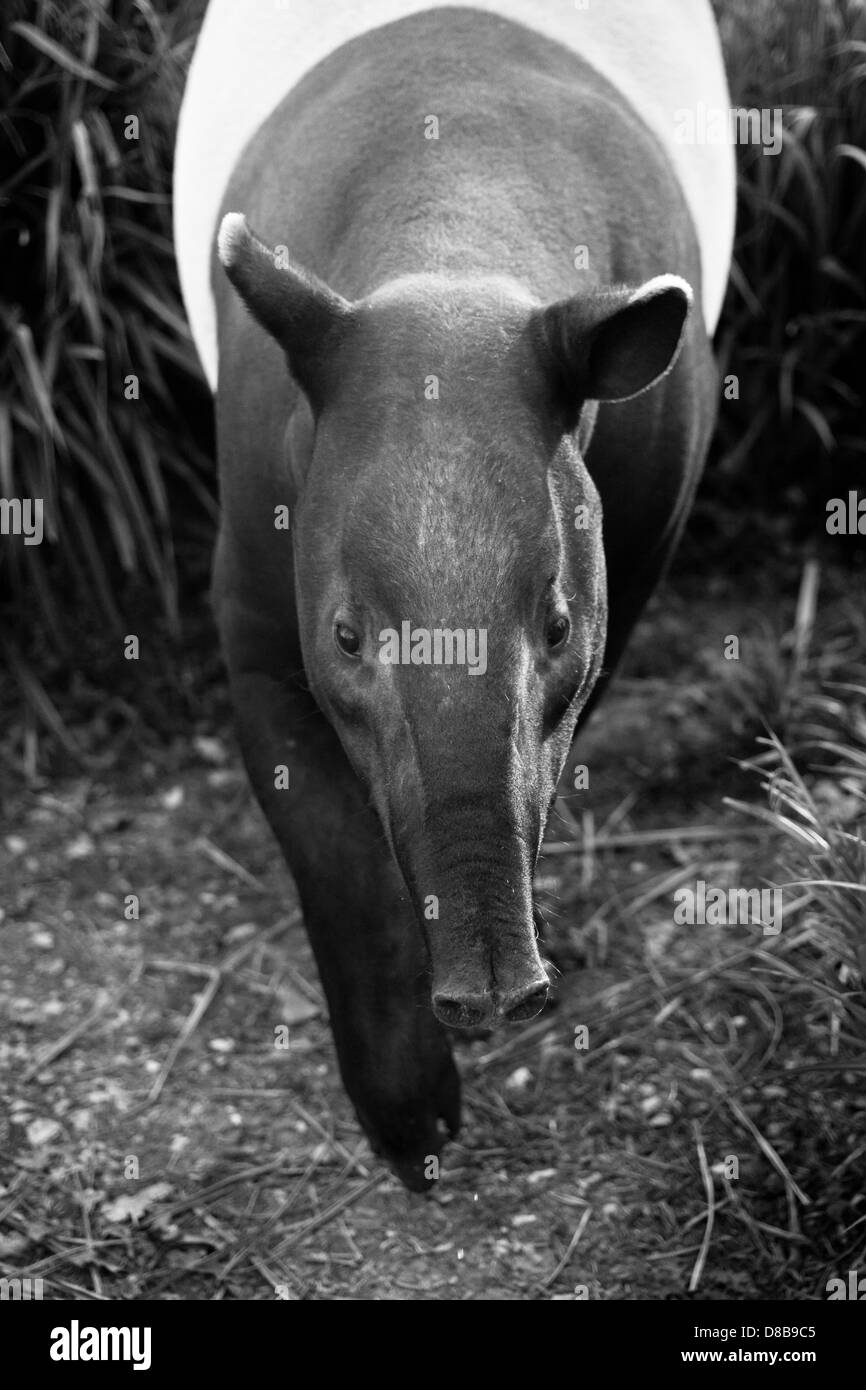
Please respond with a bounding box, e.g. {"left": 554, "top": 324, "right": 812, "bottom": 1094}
{"left": 175, "top": 0, "right": 735, "bottom": 388}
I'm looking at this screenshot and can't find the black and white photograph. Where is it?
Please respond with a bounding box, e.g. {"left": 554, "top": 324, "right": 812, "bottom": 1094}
{"left": 0, "top": 0, "right": 864, "bottom": 1338}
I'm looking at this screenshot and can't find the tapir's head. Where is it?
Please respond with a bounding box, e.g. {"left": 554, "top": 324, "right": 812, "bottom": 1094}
{"left": 219, "top": 213, "right": 691, "bottom": 1028}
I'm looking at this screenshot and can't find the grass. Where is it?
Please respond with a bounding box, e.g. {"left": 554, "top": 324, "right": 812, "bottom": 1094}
{"left": 0, "top": 0, "right": 214, "bottom": 648}
{"left": 707, "top": 0, "right": 866, "bottom": 527}
{"left": 713, "top": 555, "right": 866, "bottom": 1041}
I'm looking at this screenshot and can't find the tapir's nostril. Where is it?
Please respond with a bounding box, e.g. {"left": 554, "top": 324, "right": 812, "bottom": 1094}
{"left": 502, "top": 981, "right": 549, "bottom": 1023}
{"left": 433, "top": 992, "right": 495, "bottom": 1029}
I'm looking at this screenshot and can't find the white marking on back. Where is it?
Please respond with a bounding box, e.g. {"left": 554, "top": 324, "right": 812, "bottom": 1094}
{"left": 174, "top": 0, "right": 736, "bottom": 388}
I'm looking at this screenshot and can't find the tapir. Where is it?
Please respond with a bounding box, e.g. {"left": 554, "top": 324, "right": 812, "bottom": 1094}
{"left": 174, "top": 0, "right": 735, "bottom": 1188}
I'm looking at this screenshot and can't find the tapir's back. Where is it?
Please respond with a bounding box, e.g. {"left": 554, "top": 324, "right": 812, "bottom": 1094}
{"left": 174, "top": 0, "right": 735, "bottom": 390}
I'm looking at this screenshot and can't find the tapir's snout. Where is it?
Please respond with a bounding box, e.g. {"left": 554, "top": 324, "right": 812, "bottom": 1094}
{"left": 425, "top": 899, "right": 552, "bottom": 1029}
{"left": 432, "top": 976, "right": 549, "bottom": 1028}
{"left": 389, "top": 754, "right": 556, "bottom": 1032}
{"left": 430, "top": 901, "right": 552, "bottom": 1028}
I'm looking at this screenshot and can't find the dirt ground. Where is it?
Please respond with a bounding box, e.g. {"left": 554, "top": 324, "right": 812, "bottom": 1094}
{"left": 1, "top": 556, "right": 863, "bottom": 1300}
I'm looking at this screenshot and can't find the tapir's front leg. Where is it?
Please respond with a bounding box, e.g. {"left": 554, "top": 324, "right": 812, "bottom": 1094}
{"left": 228, "top": 666, "right": 460, "bottom": 1191}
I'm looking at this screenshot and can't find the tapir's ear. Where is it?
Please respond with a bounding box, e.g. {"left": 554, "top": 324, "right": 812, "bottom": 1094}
{"left": 217, "top": 212, "right": 351, "bottom": 408}
{"left": 531, "top": 274, "right": 692, "bottom": 423}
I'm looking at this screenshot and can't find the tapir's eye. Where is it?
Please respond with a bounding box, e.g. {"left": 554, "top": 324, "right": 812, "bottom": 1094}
{"left": 546, "top": 614, "right": 570, "bottom": 651}
{"left": 334, "top": 622, "right": 361, "bottom": 657}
